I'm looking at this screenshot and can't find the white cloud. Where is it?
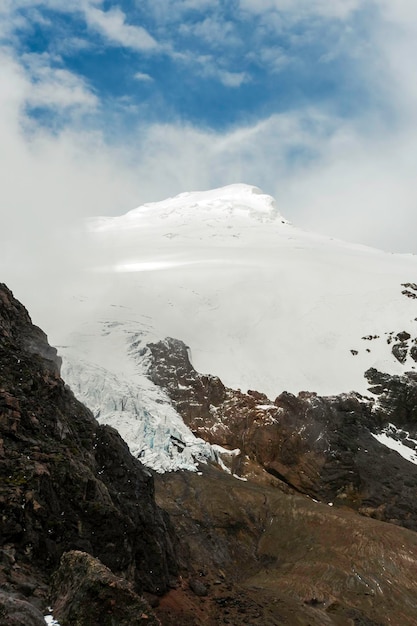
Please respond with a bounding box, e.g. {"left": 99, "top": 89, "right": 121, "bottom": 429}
{"left": 179, "top": 16, "right": 238, "bottom": 46}
{"left": 247, "top": 45, "right": 290, "bottom": 73}
{"left": 378, "top": 0, "right": 417, "bottom": 24}
{"left": 180, "top": 0, "right": 218, "bottom": 9}
{"left": 85, "top": 6, "right": 158, "bottom": 51}
{"left": 238, "top": 0, "right": 362, "bottom": 21}
{"left": 372, "top": 2, "right": 417, "bottom": 115}
{"left": 216, "top": 69, "right": 249, "bottom": 88}
{"left": 145, "top": 0, "right": 219, "bottom": 22}
{"left": 0, "top": 1, "right": 158, "bottom": 53}
{"left": 190, "top": 54, "right": 250, "bottom": 87}
{"left": 134, "top": 71, "right": 153, "bottom": 82}
{"left": 0, "top": 50, "right": 143, "bottom": 335}
{"left": 52, "top": 36, "right": 92, "bottom": 55}
{"left": 22, "top": 52, "right": 98, "bottom": 110}
{"left": 277, "top": 121, "right": 417, "bottom": 252}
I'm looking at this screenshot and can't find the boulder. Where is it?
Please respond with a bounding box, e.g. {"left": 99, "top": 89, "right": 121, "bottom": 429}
{"left": 50, "top": 551, "right": 161, "bottom": 626}
{"left": 0, "top": 592, "right": 46, "bottom": 626}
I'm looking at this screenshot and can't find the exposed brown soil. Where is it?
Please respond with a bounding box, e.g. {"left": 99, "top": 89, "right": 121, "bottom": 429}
{"left": 154, "top": 465, "right": 417, "bottom": 626}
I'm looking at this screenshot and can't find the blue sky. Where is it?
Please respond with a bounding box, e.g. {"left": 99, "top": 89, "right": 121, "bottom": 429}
{"left": 1, "top": 0, "right": 417, "bottom": 301}
{"left": 13, "top": 1, "right": 378, "bottom": 131}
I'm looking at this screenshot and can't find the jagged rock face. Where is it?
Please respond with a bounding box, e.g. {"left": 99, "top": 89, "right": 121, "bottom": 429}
{"left": 0, "top": 284, "right": 177, "bottom": 613}
{"left": 145, "top": 337, "right": 417, "bottom": 531}
{"left": 147, "top": 338, "right": 227, "bottom": 424}
{"left": 366, "top": 367, "right": 417, "bottom": 428}
{"left": 50, "top": 551, "right": 161, "bottom": 626}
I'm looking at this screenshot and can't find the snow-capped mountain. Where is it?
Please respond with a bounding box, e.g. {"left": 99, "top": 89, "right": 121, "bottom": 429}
{"left": 53, "top": 184, "right": 417, "bottom": 471}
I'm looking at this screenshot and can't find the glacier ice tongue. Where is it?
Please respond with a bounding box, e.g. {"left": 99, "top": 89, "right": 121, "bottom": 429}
{"left": 59, "top": 316, "right": 216, "bottom": 473}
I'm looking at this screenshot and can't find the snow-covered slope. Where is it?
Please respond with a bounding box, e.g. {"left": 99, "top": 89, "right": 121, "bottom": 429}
{"left": 53, "top": 184, "right": 417, "bottom": 470}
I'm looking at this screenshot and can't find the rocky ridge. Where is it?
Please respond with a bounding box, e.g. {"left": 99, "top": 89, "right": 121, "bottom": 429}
{"left": 145, "top": 336, "right": 417, "bottom": 531}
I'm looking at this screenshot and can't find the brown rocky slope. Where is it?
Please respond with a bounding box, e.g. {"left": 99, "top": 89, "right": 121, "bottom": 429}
{"left": 155, "top": 464, "right": 417, "bottom": 626}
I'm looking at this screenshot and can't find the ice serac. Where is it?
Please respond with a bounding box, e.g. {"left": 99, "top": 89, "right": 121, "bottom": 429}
{"left": 59, "top": 315, "right": 216, "bottom": 473}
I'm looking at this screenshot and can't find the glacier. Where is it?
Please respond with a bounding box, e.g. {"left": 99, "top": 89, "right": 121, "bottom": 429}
{"left": 60, "top": 316, "right": 215, "bottom": 473}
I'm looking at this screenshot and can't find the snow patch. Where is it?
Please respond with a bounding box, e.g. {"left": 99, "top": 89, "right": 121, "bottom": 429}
{"left": 371, "top": 423, "right": 417, "bottom": 465}
{"left": 211, "top": 444, "right": 242, "bottom": 476}
{"left": 256, "top": 404, "right": 277, "bottom": 410}
{"left": 212, "top": 444, "right": 241, "bottom": 457}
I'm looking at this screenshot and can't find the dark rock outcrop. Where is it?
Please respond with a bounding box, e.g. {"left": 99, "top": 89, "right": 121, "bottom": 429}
{"left": 146, "top": 337, "right": 227, "bottom": 423}
{"left": 0, "top": 284, "right": 177, "bottom": 615}
{"left": 401, "top": 282, "right": 417, "bottom": 299}
{"left": 366, "top": 367, "right": 417, "bottom": 430}
{"left": 392, "top": 341, "right": 408, "bottom": 363}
